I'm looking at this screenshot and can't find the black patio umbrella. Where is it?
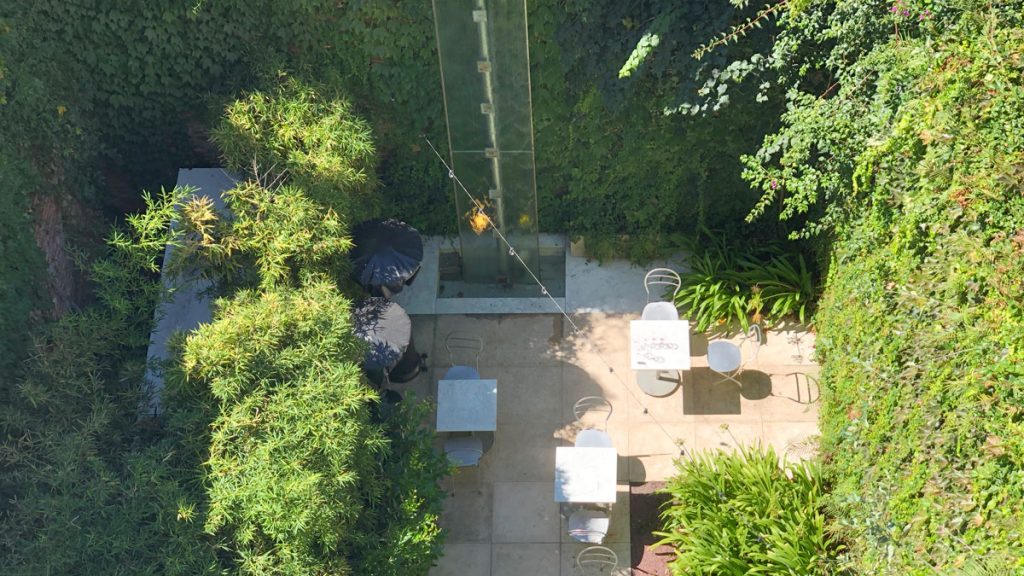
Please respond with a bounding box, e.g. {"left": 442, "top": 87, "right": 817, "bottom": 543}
{"left": 350, "top": 218, "right": 423, "bottom": 297}
{"left": 351, "top": 297, "right": 422, "bottom": 386}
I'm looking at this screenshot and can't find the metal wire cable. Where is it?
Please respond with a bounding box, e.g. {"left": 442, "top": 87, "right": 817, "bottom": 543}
{"left": 424, "top": 137, "right": 687, "bottom": 457}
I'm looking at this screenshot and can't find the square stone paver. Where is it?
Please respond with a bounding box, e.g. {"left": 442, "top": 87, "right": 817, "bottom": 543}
{"left": 627, "top": 422, "right": 692, "bottom": 482}
{"left": 441, "top": 486, "right": 493, "bottom": 542}
{"left": 493, "top": 315, "right": 565, "bottom": 367}
{"left": 692, "top": 420, "right": 765, "bottom": 453}
{"left": 762, "top": 369, "right": 821, "bottom": 417}
{"left": 494, "top": 365, "right": 563, "bottom": 426}
{"left": 492, "top": 543, "right": 560, "bottom": 576}
{"left": 757, "top": 327, "right": 817, "bottom": 365}
{"left": 486, "top": 423, "right": 559, "bottom": 483}
{"left": 492, "top": 482, "right": 561, "bottom": 543}
{"left": 430, "top": 542, "right": 491, "bottom": 576}
{"left": 561, "top": 361, "right": 631, "bottom": 428}
{"left": 561, "top": 317, "right": 632, "bottom": 373}
{"left": 433, "top": 315, "right": 500, "bottom": 366}
{"left": 411, "top": 314, "right": 436, "bottom": 366}
{"left": 681, "top": 371, "right": 743, "bottom": 416}
{"left": 626, "top": 377, "right": 686, "bottom": 424}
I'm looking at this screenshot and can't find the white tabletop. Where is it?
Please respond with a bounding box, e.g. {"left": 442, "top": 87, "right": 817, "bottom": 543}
{"left": 436, "top": 379, "right": 498, "bottom": 432}
{"left": 630, "top": 319, "right": 691, "bottom": 370}
{"left": 554, "top": 447, "right": 618, "bottom": 503}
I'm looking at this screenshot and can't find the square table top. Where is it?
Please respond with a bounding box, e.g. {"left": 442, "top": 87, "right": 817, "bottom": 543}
{"left": 436, "top": 378, "right": 498, "bottom": 432}
{"left": 554, "top": 446, "right": 618, "bottom": 503}
{"left": 630, "top": 319, "right": 692, "bottom": 370}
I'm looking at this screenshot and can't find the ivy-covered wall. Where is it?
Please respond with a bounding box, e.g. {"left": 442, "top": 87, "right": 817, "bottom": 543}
{"left": 4, "top": 0, "right": 775, "bottom": 234}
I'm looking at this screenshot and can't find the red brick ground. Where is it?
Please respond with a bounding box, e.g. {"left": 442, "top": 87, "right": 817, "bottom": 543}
{"left": 629, "top": 482, "right": 675, "bottom": 575}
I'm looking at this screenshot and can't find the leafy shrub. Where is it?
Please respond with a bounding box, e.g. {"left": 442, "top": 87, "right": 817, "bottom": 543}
{"left": 0, "top": 192, "right": 217, "bottom": 575}
{"left": 715, "top": 1, "right": 1024, "bottom": 570}
{"left": 166, "top": 173, "right": 446, "bottom": 574}
{"left": 167, "top": 180, "right": 354, "bottom": 292}
{"left": 673, "top": 234, "right": 815, "bottom": 332}
{"left": 212, "top": 79, "right": 379, "bottom": 221}
{"left": 810, "top": 13, "right": 1024, "bottom": 571}
{"left": 185, "top": 282, "right": 447, "bottom": 575}
{"left": 0, "top": 149, "right": 46, "bottom": 378}
{"left": 657, "top": 445, "right": 843, "bottom": 575}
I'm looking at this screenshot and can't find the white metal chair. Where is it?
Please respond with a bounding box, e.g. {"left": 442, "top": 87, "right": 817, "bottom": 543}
{"left": 444, "top": 434, "right": 483, "bottom": 494}
{"left": 573, "top": 396, "right": 613, "bottom": 431}
{"left": 707, "top": 324, "right": 763, "bottom": 386}
{"left": 642, "top": 268, "right": 681, "bottom": 321}
{"left": 575, "top": 545, "right": 619, "bottom": 574}
{"left": 444, "top": 331, "right": 483, "bottom": 380}
{"left": 568, "top": 508, "right": 610, "bottom": 544}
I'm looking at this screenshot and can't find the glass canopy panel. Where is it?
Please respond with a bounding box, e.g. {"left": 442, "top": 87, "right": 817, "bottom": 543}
{"left": 433, "top": 0, "right": 540, "bottom": 287}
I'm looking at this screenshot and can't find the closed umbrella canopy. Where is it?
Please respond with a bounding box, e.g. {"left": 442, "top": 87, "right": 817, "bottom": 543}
{"left": 351, "top": 297, "right": 412, "bottom": 372}
{"left": 350, "top": 218, "right": 423, "bottom": 296}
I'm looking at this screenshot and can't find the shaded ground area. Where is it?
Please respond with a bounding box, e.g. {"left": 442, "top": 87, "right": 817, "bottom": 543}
{"left": 630, "top": 482, "right": 673, "bottom": 576}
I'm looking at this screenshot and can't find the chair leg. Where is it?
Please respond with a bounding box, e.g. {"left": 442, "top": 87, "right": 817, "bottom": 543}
{"left": 448, "top": 465, "right": 482, "bottom": 496}
{"left": 709, "top": 369, "right": 743, "bottom": 387}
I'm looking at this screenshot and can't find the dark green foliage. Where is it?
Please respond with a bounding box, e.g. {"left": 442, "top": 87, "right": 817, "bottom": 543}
{"left": 539, "top": 0, "right": 785, "bottom": 253}
{"left": 3, "top": 0, "right": 447, "bottom": 218}
{"left": 350, "top": 397, "right": 447, "bottom": 576}
{"left": 1, "top": 177, "right": 448, "bottom": 573}
{"left": 657, "top": 445, "right": 843, "bottom": 575}
{"left": 0, "top": 193, "right": 218, "bottom": 575}
{"left": 0, "top": 150, "right": 46, "bottom": 377}
{"left": 4, "top": 0, "right": 782, "bottom": 252}
{"left": 212, "top": 79, "right": 380, "bottom": 221}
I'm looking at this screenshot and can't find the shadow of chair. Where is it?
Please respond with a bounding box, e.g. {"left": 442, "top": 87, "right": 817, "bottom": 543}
{"left": 568, "top": 508, "right": 610, "bottom": 545}
{"left": 771, "top": 371, "right": 820, "bottom": 404}
{"left": 575, "top": 545, "right": 619, "bottom": 574}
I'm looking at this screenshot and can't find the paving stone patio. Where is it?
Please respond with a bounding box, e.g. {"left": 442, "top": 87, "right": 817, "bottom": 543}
{"left": 394, "top": 312, "right": 819, "bottom": 575}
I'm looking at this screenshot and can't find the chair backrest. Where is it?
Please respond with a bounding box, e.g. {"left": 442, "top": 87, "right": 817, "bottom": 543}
{"left": 746, "top": 324, "right": 763, "bottom": 363}
{"left": 444, "top": 435, "right": 484, "bottom": 468}
{"left": 575, "top": 545, "right": 618, "bottom": 574}
{"left": 575, "top": 429, "right": 614, "bottom": 448}
{"left": 573, "top": 396, "right": 613, "bottom": 430}
{"left": 644, "top": 268, "right": 681, "bottom": 303}
{"left": 445, "top": 331, "right": 483, "bottom": 369}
